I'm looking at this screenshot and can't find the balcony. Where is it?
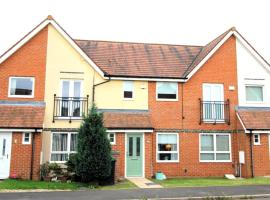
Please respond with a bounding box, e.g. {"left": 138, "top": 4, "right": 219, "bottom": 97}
{"left": 199, "top": 99, "right": 230, "bottom": 125}
{"left": 53, "top": 94, "right": 89, "bottom": 123}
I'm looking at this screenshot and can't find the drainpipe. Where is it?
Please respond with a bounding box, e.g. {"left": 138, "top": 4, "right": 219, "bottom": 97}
{"left": 92, "top": 77, "right": 111, "bottom": 103}
{"left": 30, "top": 130, "right": 36, "bottom": 180}
{"left": 249, "top": 130, "right": 254, "bottom": 178}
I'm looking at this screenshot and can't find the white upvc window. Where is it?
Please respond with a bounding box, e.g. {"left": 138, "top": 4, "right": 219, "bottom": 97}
{"left": 22, "top": 133, "right": 31, "bottom": 145}
{"left": 254, "top": 134, "right": 261, "bottom": 145}
{"left": 60, "top": 79, "right": 83, "bottom": 118}
{"left": 157, "top": 133, "right": 179, "bottom": 162}
{"left": 108, "top": 133, "right": 116, "bottom": 145}
{"left": 8, "top": 77, "right": 35, "bottom": 98}
{"left": 200, "top": 133, "right": 231, "bottom": 162}
{"left": 202, "top": 83, "right": 225, "bottom": 122}
{"left": 50, "top": 132, "right": 78, "bottom": 163}
{"left": 156, "top": 82, "right": 178, "bottom": 101}
{"left": 123, "top": 81, "right": 134, "bottom": 99}
{"left": 245, "top": 85, "right": 264, "bottom": 103}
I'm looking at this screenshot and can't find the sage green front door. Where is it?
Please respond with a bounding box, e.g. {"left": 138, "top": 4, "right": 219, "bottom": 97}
{"left": 126, "top": 134, "right": 143, "bottom": 177}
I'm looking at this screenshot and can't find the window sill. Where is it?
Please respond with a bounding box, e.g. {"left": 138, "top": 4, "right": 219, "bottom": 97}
{"left": 199, "top": 160, "right": 232, "bottom": 163}
{"left": 156, "top": 160, "right": 179, "bottom": 163}
{"left": 8, "top": 95, "right": 34, "bottom": 98}
{"left": 202, "top": 120, "right": 226, "bottom": 124}
{"left": 156, "top": 98, "right": 178, "bottom": 102}
{"left": 123, "top": 98, "right": 134, "bottom": 101}
{"left": 54, "top": 116, "right": 83, "bottom": 120}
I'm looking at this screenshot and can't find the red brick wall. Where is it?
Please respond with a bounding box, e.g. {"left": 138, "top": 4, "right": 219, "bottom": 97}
{"left": 148, "top": 36, "right": 239, "bottom": 177}
{"left": 111, "top": 133, "right": 125, "bottom": 179}
{"left": 0, "top": 26, "right": 48, "bottom": 101}
{"left": 10, "top": 132, "right": 42, "bottom": 180}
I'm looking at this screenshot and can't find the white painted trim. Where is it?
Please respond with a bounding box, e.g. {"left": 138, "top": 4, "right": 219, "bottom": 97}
{"left": 0, "top": 19, "right": 104, "bottom": 78}
{"left": 253, "top": 134, "right": 261, "bottom": 145}
{"left": 156, "top": 132, "right": 179, "bottom": 163}
{"left": 186, "top": 31, "right": 234, "bottom": 79}
{"left": 106, "top": 129, "right": 153, "bottom": 133}
{"left": 0, "top": 20, "right": 50, "bottom": 64}
{"left": 199, "top": 133, "right": 232, "bottom": 163}
{"left": 8, "top": 77, "right": 35, "bottom": 98}
{"left": 0, "top": 129, "right": 42, "bottom": 132}
{"left": 236, "top": 113, "right": 247, "bottom": 133}
{"left": 22, "top": 132, "right": 32, "bottom": 145}
{"left": 105, "top": 76, "right": 186, "bottom": 82}
{"left": 156, "top": 82, "right": 179, "bottom": 101}
{"left": 252, "top": 130, "right": 270, "bottom": 134}
{"left": 233, "top": 31, "right": 270, "bottom": 73}
{"left": 124, "top": 132, "right": 145, "bottom": 178}
{"left": 187, "top": 30, "right": 270, "bottom": 80}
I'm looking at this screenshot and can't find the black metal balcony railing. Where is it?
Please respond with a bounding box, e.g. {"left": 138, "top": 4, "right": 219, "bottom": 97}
{"left": 199, "top": 99, "right": 230, "bottom": 125}
{"left": 53, "top": 94, "right": 89, "bottom": 123}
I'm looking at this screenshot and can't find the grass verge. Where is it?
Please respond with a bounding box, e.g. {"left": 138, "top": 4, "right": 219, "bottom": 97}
{"left": 0, "top": 179, "right": 137, "bottom": 191}
{"left": 152, "top": 177, "right": 270, "bottom": 188}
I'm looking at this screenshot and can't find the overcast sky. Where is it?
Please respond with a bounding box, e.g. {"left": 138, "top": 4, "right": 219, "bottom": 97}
{"left": 1, "top": 0, "right": 270, "bottom": 61}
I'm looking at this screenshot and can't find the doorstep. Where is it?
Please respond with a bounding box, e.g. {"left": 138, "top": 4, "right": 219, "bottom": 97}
{"left": 127, "top": 178, "right": 163, "bottom": 189}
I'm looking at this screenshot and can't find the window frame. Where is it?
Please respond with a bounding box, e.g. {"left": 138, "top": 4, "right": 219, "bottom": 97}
{"left": 253, "top": 134, "right": 261, "bottom": 145}
{"left": 123, "top": 81, "right": 134, "bottom": 100}
{"left": 156, "top": 82, "right": 178, "bottom": 101}
{"left": 156, "top": 132, "right": 179, "bottom": 163}
{"left": 199, "top": 133, "right": 231, "bottom": 163}
{"left": 8, "top": 76, "right": 35, "bottom": 98}
{"left": 108, "top": 132, "right": 116, "bottom": 145}
{"left": 22, "top": 132, "right": 31, "bottom": 145}
{"left": 245, "top": 84, "right": 264, "bottom": 104}
{"left": 50, "top": 132, "right": 78, "bottom": 163}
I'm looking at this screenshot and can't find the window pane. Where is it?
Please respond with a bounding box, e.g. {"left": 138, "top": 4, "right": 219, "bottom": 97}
{"left": 246, "top": 86, "right": 263, "bottom": 101}
{"left": 10, "top": 78, "right": 33, "bottom": 96}
{"left": 74, "top": 82, "right": 81, "bottom": 97}
{"left": 157, "top": 82, "right": 177, "bottom": 99}
{"left": 51, "top": 153, "right": 68, "bottom": 161}
{"left": 158, "top": 153, "right": 178, "bottom": 161}
{"left": 70, "top": 134, "right": 78, "bottom": 151}
{"left": 62, "top": 81, "right": 70, "bottom": 97}
{"left": 136, "top": 137, "right": 140, "bottom": 156}
{"left": 52, "top": 133, "right": 68, "bottom": 151}
{"left": 201, "top": 135, "right": 214, "bottom": 151}
{"left": 129, "top": 137, "right": 133, "bottom": 156}
{"left": 216, "top": 135, "right": 229, "bottom": 151}
{"left": 158, "top": 134, "right": 177, "bottom": 151}
{"left": 216, "top": 153, "right": 230, "bottom": 160}
{"left": 123, "top": 81, "right": 133, "bottom": 91}
{"left": 124, "top": 91, "right": 133, "bottom": 98}
{"left": 200, "top": 153, "right": 215, "bottom": 160}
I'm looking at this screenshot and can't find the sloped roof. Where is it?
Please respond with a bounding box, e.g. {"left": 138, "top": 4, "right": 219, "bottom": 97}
{"left": 0, "top": 104, "right": 45, "bottom": 128}
{"left": 76, "top": 40, "right": 202, "bottom": 78}
{"left": 237, "top": 107, "right": 270, "bottom": 131}
{"left": 103, "top": 111, "right": 152, "bottom": 129}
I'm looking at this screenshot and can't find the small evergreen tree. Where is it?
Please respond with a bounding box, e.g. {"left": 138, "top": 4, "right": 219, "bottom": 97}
{"left": 75, "top": 105, "right": 112, "bottom": 183}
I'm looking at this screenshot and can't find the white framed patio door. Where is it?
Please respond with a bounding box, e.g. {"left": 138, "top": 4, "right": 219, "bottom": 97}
{"left": 0, "top": 133, "right": 12, "bottom": 179}
{"left": 61, "top": 80, "right": 82, "bottom": 117}
{"left": 203, "top": 84, "right": 224, "bottom": 121}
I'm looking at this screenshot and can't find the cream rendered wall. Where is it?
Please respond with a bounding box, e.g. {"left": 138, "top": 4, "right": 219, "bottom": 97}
{"left": 236, "top": 38, "right": 270, "bottom": 107}
{"left": 95, "top": 80, "right": 148, "bottom": 110}
{"left": 42, "top": 25, "right": 149, "bottom": 163}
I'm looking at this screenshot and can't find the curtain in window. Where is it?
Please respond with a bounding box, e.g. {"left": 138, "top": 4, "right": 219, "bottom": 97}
{"left": 10, "top": 79, "right": 17, "bottom": 95}
{"left": 52, "top": 134, "right": 68, "bottom": 151}
{"left": 246, "top": 86, "right": 263, "bottom": 101}
{"left": 157, "top": 82, "right": 177, "bottom": 94}
{"left": 70, "top": 134, "right": 78, "bottom": 152}
{"left": 201, "top": 135, "right": 214, "bottom": 151}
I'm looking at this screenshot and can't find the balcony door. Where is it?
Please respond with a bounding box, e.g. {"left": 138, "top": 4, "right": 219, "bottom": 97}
{"left": 203, "top": 84, "right": 224, "bottom": 121}
{"left": 61, "top": 80, "right": 82, "bottom": 117}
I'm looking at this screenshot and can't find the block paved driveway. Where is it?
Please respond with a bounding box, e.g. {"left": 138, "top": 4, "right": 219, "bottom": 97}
{"left": 0, "top": 185, "right": 270, "bottom": 200}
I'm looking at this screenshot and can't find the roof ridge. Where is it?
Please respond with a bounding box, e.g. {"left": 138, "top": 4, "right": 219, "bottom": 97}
{"left": 75, "top": 39, "right": 203, "bottom": 48}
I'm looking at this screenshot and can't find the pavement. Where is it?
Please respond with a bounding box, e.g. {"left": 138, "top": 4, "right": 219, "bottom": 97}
{"left": 0, "top": 185, "right": 270, "bottom": 200}
{"left": 128, "top": 178, "right": 163, "bottom": 188}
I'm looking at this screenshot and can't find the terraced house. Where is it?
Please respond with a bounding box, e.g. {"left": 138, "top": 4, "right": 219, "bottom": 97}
{"left": 0, "top": 16, "right": 269, "bottom": 180}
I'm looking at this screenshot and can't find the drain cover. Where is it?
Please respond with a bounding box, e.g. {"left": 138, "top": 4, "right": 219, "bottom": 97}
{"left": 145, "top": 182, "right": 159, "bottom": 186}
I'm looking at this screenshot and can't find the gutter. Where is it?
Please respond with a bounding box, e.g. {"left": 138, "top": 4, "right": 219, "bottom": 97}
{"left": 30, "top": 129, "right": 37, "bottom": 180}
{"left": 92, "top": 77, "right": 111, "bottom": 103}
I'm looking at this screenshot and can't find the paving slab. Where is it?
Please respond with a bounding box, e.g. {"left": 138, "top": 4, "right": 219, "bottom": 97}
{"left": 128, "top": 178, "right": 163, "bottom": 188}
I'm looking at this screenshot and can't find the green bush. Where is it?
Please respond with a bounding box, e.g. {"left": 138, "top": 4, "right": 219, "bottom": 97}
{"left": 75, "top": 105, "right": 112, "bottom": 183}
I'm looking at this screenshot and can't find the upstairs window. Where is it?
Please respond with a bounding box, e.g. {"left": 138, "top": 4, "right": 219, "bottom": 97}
{"left": 123, "top": 81, "right": 133, "bottom": 99}
{"left": 246, "top": 85, "right": 263, "bottom": 102}
{"left": 156, "top": 82, "right": 178, "bottom": 100}
{"left": 9, "top": 77, "right": 34, "bottom": 98}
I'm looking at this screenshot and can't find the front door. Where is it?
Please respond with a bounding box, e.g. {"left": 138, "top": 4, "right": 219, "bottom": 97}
{"left": 126, "top": 134, "right": 143, "bottom": 177}
{"left": 0, "top": 133, "right": 12, "bottom": 179}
